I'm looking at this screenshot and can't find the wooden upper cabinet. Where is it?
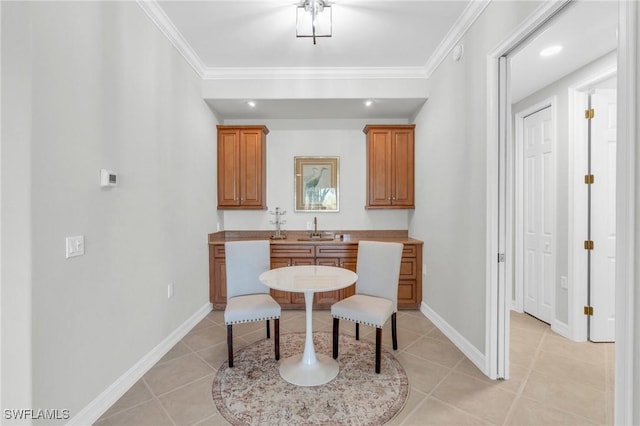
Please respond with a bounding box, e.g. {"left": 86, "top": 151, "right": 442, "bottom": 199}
{"left": 364, "top": 124, "right": 415, "bottom": 209}
{"left": 217, "top": 125, "right": 268, "bottom": 209}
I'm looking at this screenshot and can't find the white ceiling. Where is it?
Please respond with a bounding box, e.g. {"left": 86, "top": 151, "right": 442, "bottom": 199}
{"left": 510, "top": 1, "right": 618, "bottom": 104}
{"left": 149, "top": 0, "right": 619, "bottom": 119}
{"left": 156, "top": 0, "right": 471, "bottom": 69}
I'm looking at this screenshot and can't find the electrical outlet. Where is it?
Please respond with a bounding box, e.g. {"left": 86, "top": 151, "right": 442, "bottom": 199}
{"left": 306, "top": 222, "right": 313, "bottom": 230}
{"left": 168, "top": 282, "right": 174, "bottom": 299}
{"left": 422, "top": 264, "right": 427, "bottom": 275}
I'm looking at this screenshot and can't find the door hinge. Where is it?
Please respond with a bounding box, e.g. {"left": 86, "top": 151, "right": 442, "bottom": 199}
{"left": 584, "top": 174, "right": 595, "bottom": 184}
{"left": 497, "top": 253, "right": 505, "bottom": 263}
{"left": 584, "top": 305, "right": 594, "bottom": 316}
{"left": 585, "top": 108, "right": 595, "bottom": 119}
{"left": 584, "top": 240, "right": 594, "bottom": 250}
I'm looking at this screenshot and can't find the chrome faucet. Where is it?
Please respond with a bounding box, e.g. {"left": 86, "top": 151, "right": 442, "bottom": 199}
{"left": 310, "top": 216, "right": 322, "bottom": 238}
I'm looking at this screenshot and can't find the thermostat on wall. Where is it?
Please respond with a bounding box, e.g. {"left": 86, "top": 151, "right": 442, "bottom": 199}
{"left": 100, "top": 169, "right": 118, "bottom": 187}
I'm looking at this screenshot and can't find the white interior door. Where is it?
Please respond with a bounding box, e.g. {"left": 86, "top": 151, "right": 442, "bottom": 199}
{"left": 523, "top": 106, "right": 555, "bottom": 324}
{"left": 589, "top": 87, "right": 617, "bottom": 342}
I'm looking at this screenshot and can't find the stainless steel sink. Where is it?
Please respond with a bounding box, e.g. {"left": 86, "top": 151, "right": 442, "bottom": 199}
{"left": 297, "top": 236, "right": 334, "bottom": 241}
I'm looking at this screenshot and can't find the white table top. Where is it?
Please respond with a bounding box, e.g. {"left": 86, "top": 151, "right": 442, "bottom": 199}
{"left": 259, "top": 265, "right": 357, "bottom": 293}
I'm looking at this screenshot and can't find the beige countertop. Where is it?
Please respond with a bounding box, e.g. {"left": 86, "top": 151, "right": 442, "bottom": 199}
{"left": 208, "top": 230, "right": 423, "bottom": 245}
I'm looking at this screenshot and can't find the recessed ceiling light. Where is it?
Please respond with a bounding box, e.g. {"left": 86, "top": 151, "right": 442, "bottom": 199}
{"left": 539, "top": 45, "right": 563, "bottom": 57}
{"left": 364, "top": 100, "right": 374, "bottom": 107}
{"left": 246, "top": 101, "right": 256, "bottom": 108}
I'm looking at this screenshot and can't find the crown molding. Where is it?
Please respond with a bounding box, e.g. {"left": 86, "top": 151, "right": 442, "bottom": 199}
{"left": 201, "top": 66, "right": 429, "bottom": 80}
{"left": 137, "top": 0, "right": 206, "bottom": 78}
{"left": 423, "top": 0, "right": 491, "bottom": 78}
{"left": 139, "top": 0, "right": 488, "bottom": 82}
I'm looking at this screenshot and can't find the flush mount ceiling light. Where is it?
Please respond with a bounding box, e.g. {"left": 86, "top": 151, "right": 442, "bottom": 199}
{"left": 539, "top": 45, "right": 563, "bottom": 57}
{"left": 364, "top": 100, "right": 374, "bottom": 107}
{"left": 296, "top": 0, "right": 332, "bottom": 45}
{"left": 245, "top": 101, "right": 256, "bottom": 108}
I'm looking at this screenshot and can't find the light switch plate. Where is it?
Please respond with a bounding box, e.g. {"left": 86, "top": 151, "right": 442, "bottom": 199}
{"left": 66, "top": 236, "right": 85, "bottom": 258}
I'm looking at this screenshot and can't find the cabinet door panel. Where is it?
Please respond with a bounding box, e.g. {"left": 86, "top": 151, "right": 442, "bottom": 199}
{"left": 217, "top": 131, "right": 240, "bottom": 207}
{"left": 392, "top": 129, "right": 415, "bottom": 207}
{"left": 239, "top": 130, "right": 264, "bottom": 207}
{"left": 367, "top": 129, "right": 393, "bottom": 206}
{"left": 213, "top": 259, "right": 227, "bottom": 303}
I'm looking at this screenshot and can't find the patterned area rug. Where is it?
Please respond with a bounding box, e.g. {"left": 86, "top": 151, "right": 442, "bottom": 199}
{"left": 212, "top": 332, "right": 409, "bottom": 426}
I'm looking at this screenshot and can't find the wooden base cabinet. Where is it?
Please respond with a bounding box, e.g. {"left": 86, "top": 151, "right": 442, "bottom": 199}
{"left": 269, "top": 245, "right": 315, "bottom": 305}
{"left": 209, "top": 241, "right": 422, "bottom": 310}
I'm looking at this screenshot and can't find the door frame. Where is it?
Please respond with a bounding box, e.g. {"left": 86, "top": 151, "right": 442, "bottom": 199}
{"left": 485, "top": 0, "right": 570, "bottom": 383}
{"left": 513, "top": 98, "right": 558, "bottom": 328}
{"left": 567, "top": 66, "right": 617, "bottom": 342}
{"left": 613, "top": 1, "right": 637, "bottom": 422}
{"left": 485, "top": 0, "right": 637, "bottom": 423}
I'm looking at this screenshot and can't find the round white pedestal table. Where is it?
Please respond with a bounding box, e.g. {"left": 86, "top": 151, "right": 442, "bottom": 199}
{"left": 259, "top": 265, "right": 358, "bottom": 386}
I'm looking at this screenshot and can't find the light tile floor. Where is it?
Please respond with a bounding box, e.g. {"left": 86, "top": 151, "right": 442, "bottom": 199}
{"left": 95, "top": 310, "right": 614, "bottom": 426}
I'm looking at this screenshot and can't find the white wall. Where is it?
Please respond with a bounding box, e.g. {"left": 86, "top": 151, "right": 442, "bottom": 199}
{"left": 512, "top": 51, "right": 616, "bottom": 325}
{"left": 1, "top": 2, "right": 217, "bottom": 422}
{"left": 410, "top": 1, "right": 541, "bottom": 354}
{"left": 221, "top": 118, "right": 411, "bottom": 231}
{"left": 1, "top": 3, "right": 34, "bottom": 418}
{"left": 631, "top": 4, "right": 640, "bottom": 421}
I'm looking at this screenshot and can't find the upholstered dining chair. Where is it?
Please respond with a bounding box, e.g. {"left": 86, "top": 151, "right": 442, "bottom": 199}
{"left": 331, "top": 240, "right": 404, "bottom": 373}
{"left": 224, "top": 240, "right": 281, "bottom": 368}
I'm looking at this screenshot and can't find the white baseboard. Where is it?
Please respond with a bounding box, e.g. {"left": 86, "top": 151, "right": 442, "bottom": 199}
{"left": 68, "top": 302, "right": 212, "bottom": 426}
{"left": 420, "top": 301, "right": 487, "bottom": 377}
{"left": 551, "top": 318, "right": 571, "bottom": 340}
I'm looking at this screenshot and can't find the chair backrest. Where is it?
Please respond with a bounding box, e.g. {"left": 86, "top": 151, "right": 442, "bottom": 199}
{"left": 225, "top": 240, "right": 271, "bottom": 298}
{"left": 355, "top": 241, "right": 404, "bottom": 308}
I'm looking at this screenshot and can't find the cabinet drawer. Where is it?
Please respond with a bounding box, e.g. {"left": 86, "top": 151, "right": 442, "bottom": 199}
{"left": 213, "top": 245, "right": 226, "bottom": 257}
{"left": 398, "top": 280, "right": 416, "bottom": 302}
{"left": 316, "top": 245, "right": 358, "bottom": 258}
{"left": 271, "top": 245, "right": 315, "bottom": 258}
{"left": 402, "top": 244, "right": 417, "bottom": 258}
{"left": 399, "top": 257, "right": 418, "bottom": 279}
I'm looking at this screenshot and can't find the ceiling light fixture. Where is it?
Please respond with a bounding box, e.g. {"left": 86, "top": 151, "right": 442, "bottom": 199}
{"left": 539, "top": 45, "right": 563, "bottom": 57}
{"left": 246, "top": 101, "right": 256, "bottom": 108}
{"left": 364, "top": 100, "right": 374, "bottom": 107}
{"left": 296, "top": 0, "right": 332, "bottom": 45}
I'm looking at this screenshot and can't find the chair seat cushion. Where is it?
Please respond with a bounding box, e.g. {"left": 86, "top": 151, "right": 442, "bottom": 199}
{"left": 331, "top": 294, "right": 394, "bottom": 328}
{"left": 225, "top": 294, "right": 281, "bottom": 325}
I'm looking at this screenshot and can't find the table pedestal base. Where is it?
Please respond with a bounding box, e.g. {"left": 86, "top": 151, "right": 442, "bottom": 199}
{"left": 279, "top": 353, "right": 339, "bottom": 386}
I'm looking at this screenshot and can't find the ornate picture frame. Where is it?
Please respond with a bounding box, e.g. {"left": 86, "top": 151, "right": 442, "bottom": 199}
{"left": 294, "top": 156, "right": 339, "bottom": 212}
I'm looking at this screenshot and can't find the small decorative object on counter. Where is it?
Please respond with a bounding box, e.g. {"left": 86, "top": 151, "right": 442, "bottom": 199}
{"left": 269, "top": 207, "right": 287, "bottom": 239}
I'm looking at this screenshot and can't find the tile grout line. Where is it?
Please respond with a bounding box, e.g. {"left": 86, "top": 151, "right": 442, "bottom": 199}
{"left": 501, "top": 321, "right": 549, "bottom": 425}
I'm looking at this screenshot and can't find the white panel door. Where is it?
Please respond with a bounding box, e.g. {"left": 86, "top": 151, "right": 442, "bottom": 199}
{"left": 589, "top": 88, "right": 617, "bottom": 342}
{"left": 523, "top": 106, "right": 555, "bottom": 324}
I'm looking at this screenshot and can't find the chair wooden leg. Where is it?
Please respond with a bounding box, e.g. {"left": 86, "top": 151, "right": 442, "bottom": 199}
{"left": 227, "top": 324, "right": 234, "bottom": 368}
{"left": 375, "top": 327, "right": 382, "bottom": 374}
{"left": 355, "top": 323, "right": 360, "bottom": 340}
{"left": 274, "top": 318, "right": 280, "bottom": 360}
{"left": 266, "top": 319, "right": 271, "bottom": 339}
{"left": 333, "top": 318, "right": 340, "bottom": 359}
{"left": 391, "top": 312, "right": 398, "bottom": 350}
